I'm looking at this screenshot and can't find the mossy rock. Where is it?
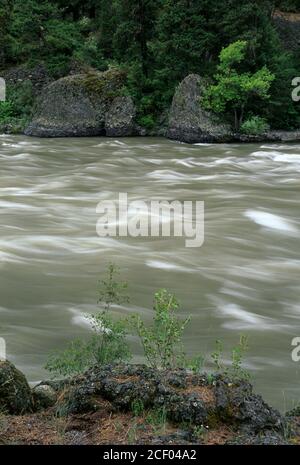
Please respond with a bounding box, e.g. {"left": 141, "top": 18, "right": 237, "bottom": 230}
{"left": 24, "top": 69, "right": 129, "bottom": 137}
{"left": 167, "top": 74, "right": 232, "bottom": 143}
{"left": 0, "top": 361, "right": 33, "bottom": 414}
{"left": 32, "top": 384, "right": 57, "bottom": 410}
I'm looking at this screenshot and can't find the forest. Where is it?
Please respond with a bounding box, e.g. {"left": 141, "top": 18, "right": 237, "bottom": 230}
{"left": 0, "top": 0, "right": 300, "bottom": 131}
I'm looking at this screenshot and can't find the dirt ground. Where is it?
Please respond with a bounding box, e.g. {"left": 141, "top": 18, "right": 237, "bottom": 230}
{"left": 0, "top": 401, "right": 235, "bottom": 446}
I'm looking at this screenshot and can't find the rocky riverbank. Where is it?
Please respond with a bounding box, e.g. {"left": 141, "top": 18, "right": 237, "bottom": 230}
{"left": 2, "top": 65, "right": 300, "bottom": 144}
{"left": 1, "top": 359, "right": 300, "bottom": 445}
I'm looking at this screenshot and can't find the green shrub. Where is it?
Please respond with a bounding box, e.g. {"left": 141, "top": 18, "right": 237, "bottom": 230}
{"left": 45, "top": 339, "right": 96, "bottom": 378}
{"left": 137, "top": 114, "right": 156, "bottom": 129}
{"left": 45, "top": 264, "right": 131, "bottom": 377}
{"left": 7, "top": 80, "right": 34, "bottom": 119}
{"left": 0, "top": 101, "right": 14, "bottom": 122}
{"left": 211, "top": 335, "right": 250, "bottom": 381}
{"left": 186, "top": 354, "right": 205, "bottom": 374}
{"left": 97, "top": 263, "right": 129, "bottom": 311}
{"left": 0, "top": 80, "right": 34, "bottom": 132}
{"left": 240, "top": 116, "right": 270, "bottom": 135}
{"left": 145, "top": 407, "right": 167, "bottom": 431}
{"left": 131, "top": 289, "right": 190, "bottom": 369}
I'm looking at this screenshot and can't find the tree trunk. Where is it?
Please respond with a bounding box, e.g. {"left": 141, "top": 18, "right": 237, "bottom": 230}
{"left": 234, "top": 109, "right": 238, "bottom": 132}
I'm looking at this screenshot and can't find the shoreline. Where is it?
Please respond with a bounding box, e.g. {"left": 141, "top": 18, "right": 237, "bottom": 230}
{"left": 1, "top": 359, "right": 300, "bottom": 445}
{"left": 2, "top": 130, "right": 300, "bottom": 144}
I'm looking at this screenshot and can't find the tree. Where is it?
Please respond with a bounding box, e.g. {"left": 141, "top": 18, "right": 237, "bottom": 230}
{"left": 152, "top": 0, "right": 279, "bottom": 115}
{"left": 0, "top": 0, "right": 13, "bottom": 68}
{"left": 204, "top": 40, "right": 275, "bottom": 130}
{"left": 6, "top": 0, "right": 82, "bottom": 75}
{"left": 113, "top": 0, "right": 158, "bottom": 76}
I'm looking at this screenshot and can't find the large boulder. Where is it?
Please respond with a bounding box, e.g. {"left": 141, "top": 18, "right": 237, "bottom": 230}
{"left": 0, "top": 361, "right": 33, "bottom": 414}
{"left": 167, "top": 74, "right": 232, "bottom": 143}
{"left": 24, "top": 69, "right": 136, "bottom": 137}
{"left": 105, "top": 96, "right": 136, "bottom": 136}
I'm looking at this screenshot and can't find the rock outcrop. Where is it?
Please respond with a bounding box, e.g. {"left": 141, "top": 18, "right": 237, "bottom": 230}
{"left": 167, "top": 74, "right": 232, "bottom": 144}
{"left": 1, "top": 64, "right": 52, "bottom": 97}
{"left": 273, "top": 10, "right": 300, "bottom": 53}
{"left": 0, "top": 361, "right": 296, "bottom": 445}
{"left": 32, "top": 384, "right": 57, "bottom": 410}
{"left": 0, "top": 361, "right": 33, "bottom": 414}
{"left": 57, "top": 364, "right": 284, "bottom": 439}
{"left": 105, "top": 96, "right": 136, "bottom": 137}
{"left": 25, "top": 69, "right": 137, "bottom": 138}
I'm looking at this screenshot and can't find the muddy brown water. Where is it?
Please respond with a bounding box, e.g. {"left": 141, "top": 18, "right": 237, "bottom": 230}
{"left": 0, "top": 135, "right": 300, "bottom": 411}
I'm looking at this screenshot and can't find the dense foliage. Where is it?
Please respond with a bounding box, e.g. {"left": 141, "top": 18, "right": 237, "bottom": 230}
{"left": 0, "top": 0, "right": 300, "bottom": 130}
{"left": 204, "top": 40, "right": 275, "bottom": 130}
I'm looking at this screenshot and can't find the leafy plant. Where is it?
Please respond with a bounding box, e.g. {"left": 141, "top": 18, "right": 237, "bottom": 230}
{"left": 145, "top": 406, "right": 167, "bottom": 433}
{"left": 211, "top": 336, "right": 250, "bottom": 381}
{"left": 0, "top": 101, "right": 14, "bottom": 121}
{"left": 240, "top": 116, "right": 270, "bottom": 135}
{"left": 230, "top": 335, "right": 250, "bottom": 380}
{"left": 46, "top": 264, "right": 131, "bottom": 377}
{"left": 131, "top": 399, "right": 145, "bottom": 417}
{"left": 185, "top": 354, "right": 205, "bottom": 374}
{"left": 137, "top": 114, "right": 156, "bottom": 130}
{"left": 192, "top": 424, "right": 208, "bottom": 440}
{"left": 211, "top": 339, "right": 224, "bottom": 372}
{"left": 203, "top": 40, "right": 275, "bottom": 130}
{"left": 131, "top": 289, "right": 190, "bottom": 369}
{"left": 98, "top": 263, "right": 129, "bottom": 311}
{"left": 0, "top": 81, "right": 34, "bottom": 132}
{"left": 46, "top": 339, "right": 96, "bottom": 377}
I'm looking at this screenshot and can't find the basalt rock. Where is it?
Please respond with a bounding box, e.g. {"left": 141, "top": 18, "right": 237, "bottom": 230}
{"left": 55, "top": 364, "right": 284, "bottom": 438}
{"left": 273, "top": 10, "right": 300, "bottom": 53}
{"left": 0, "top": 360, "right": 33, "bottom": 414}
{"left": 24, "top": 69, "right": 137, "bottom": 138}
{"left": 1, "top": 64, "right": 51, "bottom": 96}
{"left": 0, "top": 361, "right": 288, "bottom": 444}
{"left": 226, "top": 431, "right": 288, "bottom": 445}
{"left": 32, "top": 384, "right": 57, "bottom": 410}
{"left": 105, "top": 96, "right": 136, "bottom": 137}
{"left": 167, "top": 74, "right": 232, "bottom": 144}
{"left": 215, "top": 376, "right": 283, "bottom": 433}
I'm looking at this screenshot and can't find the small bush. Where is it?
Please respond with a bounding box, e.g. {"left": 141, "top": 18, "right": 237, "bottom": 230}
{"left": 46, "top": 264, "right": 131, "bottom": 377}
{"left": 137, "top": 114, "right": 156, "bottom": 129}
{"left": 240, "top": 116, "right": 270, "bottom": 135}
{"left": 97, "top": 263, "right": 129, "bottom": 311}
{"left": 0, "top": 101, "right": 14, "bottom": 121}
{"left": 211, "top": 336, "right": 250, "bottom": 381}
{"left": 131, "top": 289, "right": 190, "bottom": 369}
{"left": 0, "top": 81, "right": 34, "bottom": 132}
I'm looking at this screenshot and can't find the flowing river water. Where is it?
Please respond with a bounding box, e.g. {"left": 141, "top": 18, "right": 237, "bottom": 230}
{"left": 0, "top": 135, "right": 300, "bottom": 411}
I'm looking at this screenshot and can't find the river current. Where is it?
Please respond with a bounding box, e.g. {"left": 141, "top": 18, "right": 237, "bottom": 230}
{"left": 0, "top": 135, "right": 300, "bottom": 411}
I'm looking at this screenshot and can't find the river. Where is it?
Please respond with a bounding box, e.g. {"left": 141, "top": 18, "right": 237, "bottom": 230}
{"left": 0, "top": 135, "right": 300, "bottom": 411}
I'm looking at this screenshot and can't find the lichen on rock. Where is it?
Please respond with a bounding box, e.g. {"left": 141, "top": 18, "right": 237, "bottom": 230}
{"left": 167, "top": 74, "right": 232, "bottom": 144}
{"left": 0, "top": 360, "right": 33, "bottom": 414}
{"left": 105, "top": 96, "right": 136, "bottom": 137}
{"left": 24, "top": 69, "right": 136, "bottom": 138}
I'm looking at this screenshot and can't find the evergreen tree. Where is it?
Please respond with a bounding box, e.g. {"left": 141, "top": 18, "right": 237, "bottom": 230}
{"left": 113, "top": 0, "right": 158, "bottom": 75}
{"left": 0, "top": 0, "right": 13, "bottom": 68}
